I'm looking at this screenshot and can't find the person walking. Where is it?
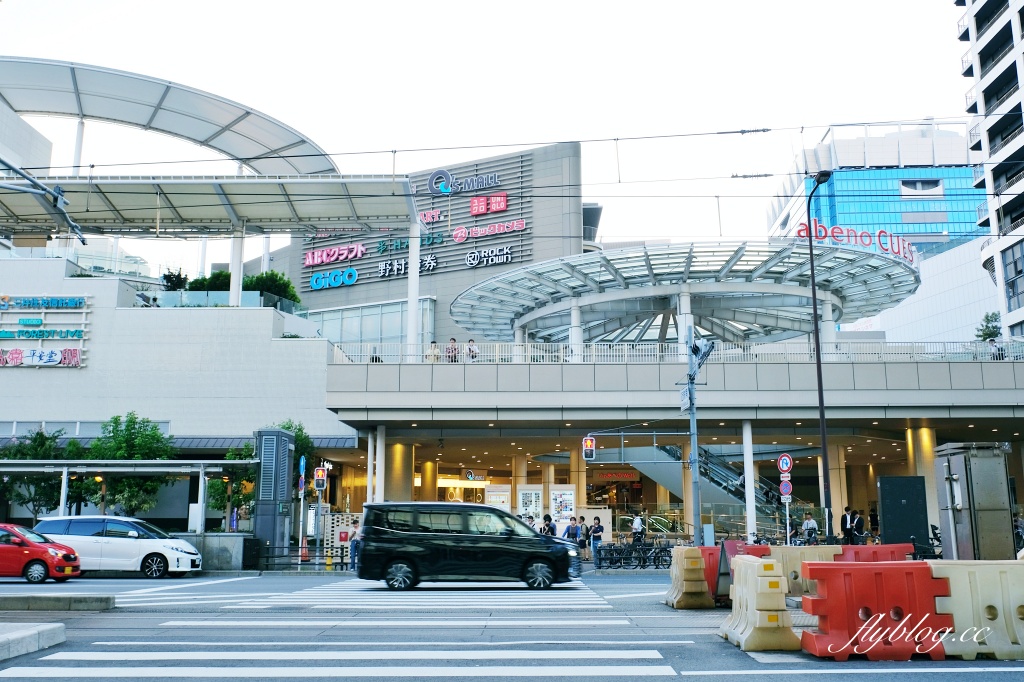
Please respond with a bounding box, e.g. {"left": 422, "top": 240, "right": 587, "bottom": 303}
{"left": 348, "top": 518, "right": 363, "bottom": 572}
{"left": 631, "top": 511, "right": 645, "bottom": 544}
{"left": 444, "top": 338, "right": 460, "bottom": 363}
{"left": 590, "top": 516, "right": 604, "bottom": 568}
{"left": 868, "top": 508, "right": 880, "bottom": 540}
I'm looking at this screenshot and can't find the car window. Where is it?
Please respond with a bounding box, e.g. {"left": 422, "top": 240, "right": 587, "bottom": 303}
{"left": 378, "top": 509, "right": 414, "bottom": 532}
{"left": 0, "top": 530, "right": 13, "bottom": 544}
{"left": 132, "top": 520, "right": 171, "bottom": 539}
{"left": 466, "top": 511, "right": 505, "bottom": 535}
{"left": 68, "top": 519, "right": 105, "bottom": 537}
{"left": 34, "top": 519, "right": 69, "bottom": 535}
{"left": 105, "top": 521, "right": 138, "bottom": 538}
{"left": 417, "top": 511, "right": 463, "bottom": 534}
{"left": 17, "top": 528, "right": 52, "bottom": 544}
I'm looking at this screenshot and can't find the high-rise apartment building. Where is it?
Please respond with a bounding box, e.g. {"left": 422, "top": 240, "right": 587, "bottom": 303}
{"left": 959, "top": 0, "right": 1024, "bottom": 335}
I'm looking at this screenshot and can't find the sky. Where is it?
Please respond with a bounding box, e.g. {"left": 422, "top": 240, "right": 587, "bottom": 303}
{"left": 1, "top": 0, "right": 972, "bottom": 277}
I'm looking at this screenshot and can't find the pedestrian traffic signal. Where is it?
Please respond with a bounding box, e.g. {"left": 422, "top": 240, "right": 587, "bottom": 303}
{"left": 313, "top": 466, "right": 328, "bottom": 491}
{"left": 582, "top": 436, "right": 596, "bottom": 461}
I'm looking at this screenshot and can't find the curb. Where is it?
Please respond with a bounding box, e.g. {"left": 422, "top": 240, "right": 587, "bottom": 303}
{"left": 0, "top": 623, "right": 66, "bottom": 662}
{"left": 0, "top": 595, "right": 115, "bottom": 611}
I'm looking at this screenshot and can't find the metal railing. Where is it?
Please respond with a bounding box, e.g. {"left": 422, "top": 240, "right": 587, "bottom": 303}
{"left": 985, "top": 82, "right": 1019, "bottom": 114}
{"left": 976, "top": 2, "right": 1009, "bottom": 40}
{"left": 979, "top": 201, "right": 991, "bottom": 223}
{"left": 990, "top": 125, "right": 1023, "bottom": 155}
{"left": 333, "top": 340, "right": 1024, "bottom": 364}
{"left": 995, "top": 166, "right": 1024, "bottom": 195}
{"left": 980, "top": 41, "right": 1014, "bottom": 78}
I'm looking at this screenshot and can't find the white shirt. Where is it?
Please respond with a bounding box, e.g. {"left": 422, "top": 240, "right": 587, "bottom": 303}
{"left": 632, "top": 516, "right": 644, "bottom": 533}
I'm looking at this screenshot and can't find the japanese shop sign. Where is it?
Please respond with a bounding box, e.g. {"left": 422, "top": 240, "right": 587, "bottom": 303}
{"left": 465, "top": 246, "right": 513, "bottom": 268}
{"left": 309, "top": 268, "right": 359, "bottom": 290}
{"left": 0, "top": 329, "right": 84, "bottom": 339}
{"left": 420, "top": 209, "right": 443, "bottom": 224}
{"left": 377, "top": 255, "right": 438, "bottom": 278}
{"left": 469, "top": 193, "right": 508, "bottom": 216}
{"left": 427, "top": 169, "right": 500, "bottom": 196}
{"left": 377, "top": 231, "right": 445, "bottom": 255}
{"left": 303, "top": 243, "right": 367, "bottom": 268}
{"left": 797, "top": 218, "right": 919, "bottom": 269}
{"left": 0, "top": 348, "right": 81, "bottom": 367}
{"left": 452, "top": 219, "right": 526, "bottom": 244}
{"left": 0, "top": 295, "right": 85, "bottom": 310}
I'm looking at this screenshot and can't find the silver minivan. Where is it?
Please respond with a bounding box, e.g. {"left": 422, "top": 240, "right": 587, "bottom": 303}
{"left": 33, "top": 516, "right": 201, "bottom": 578}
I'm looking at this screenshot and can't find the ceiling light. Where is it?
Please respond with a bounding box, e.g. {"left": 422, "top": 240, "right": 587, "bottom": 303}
{"left": 462, "top": 448, "right": 467, "bottom": 451}
{"left": 411, "top": 423, "right": 417, "bottom": 427}
{"left": 872, "top": 454, "right": 877, "bottom": 457}
{"left": 881, "top": 457, "right": 886, "bottom": 460}
{"left": 566, "top": 423, "right": 571, "bottom": 426}
{"left": 719, "top": 422, "right": 725, "bottom": 426}
{"left": 712, "top": 437, "right": 718, "bottom": 440}
{"left": 642, "top": 423, "right": 648, "bottom": 426}
{"left": 772, "top": 441, "right": 777, "bottom": 445}
{"left": 796, "top": 437, "right": 802, "bottom": 440}
{"left": 511, "top": 442, "right": 516, "bottom": 445}
{"left": 489, "top": 423, "right": 494, "bottom": 427}
{"left": 518, "top": 447, "right": 523, "bottom": 450}
{"left": 624, "top": 440, "right": 629, "bottom": 443}
{"left": 484, "top": 451, "right": 488, "bottom": 455}
{"left": 796, "top": 422, "right": 802, "bottom": 426}
{"left": 872, "top": 421, "right": 878, "bottom": 425}
{"left": 968, "top": 425, "right": 974, "bottom": 428}
{"left": 993, "top": 429, "right": 998, "bottom": 432}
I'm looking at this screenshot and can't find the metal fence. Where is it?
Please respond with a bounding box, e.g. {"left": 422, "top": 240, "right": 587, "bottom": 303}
{"left": 332, "top": 340, "right": 1024, "bottom": 365}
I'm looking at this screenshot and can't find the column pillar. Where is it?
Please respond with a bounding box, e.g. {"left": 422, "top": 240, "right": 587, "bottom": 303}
{"left": 228, "top": 226, "right": 244, "bottom": 307}
{"left": 384, "top": 443, "right": 414, "bottom": 502}
{"left": 847, "top": 464, "right": 870, "bottom": 515}
{"left": 196, "top": 465, "right": 207, "bottom": 533}
{"left": 825, "top": 444, "right": 847, "bottom": 537}
{"left": 513, "top": 326, "right": 526, "bottom": 363}
{"left": 405, "top": 219, "right": 421, "bottom": 363}
{"left": 821, "top": 293, "right": 836, "bottom": 345}
{"left": 262, "top": 236, "right": 271, "bottom": 273}
{"left": 374, "top": 425, "right": 386, "bottom": 502}
{"left": 742, "top": 420, "right": 756, "bottom": 541}
{"left": 569, "top": 299, "right": 583, "bottom": 362}
{"left": 569, "top": 448, "right": 586, "bottom": 510}
{"left": 419, "top": 460, "right": 437, "bottom": 502}
{"left": 511, "top": 455, "right": 528, "bottom": 505}
{"left": 906, "top": 427, "right": 939, "bottom": 529}
{"left": 199, "top": 237, "right": 208, "bottom": 277}
{"left": 542, "top": 463, "right": 555, "bottom": 516}
{"left": 365, "top": 430, "right": 375, "bottom": 507}
{"left": 866, "top": 462, "right": 878, "bottom": 506}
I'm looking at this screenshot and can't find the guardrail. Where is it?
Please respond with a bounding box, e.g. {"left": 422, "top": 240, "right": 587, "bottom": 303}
{"left": 333, "top": 340, "right": 1024, "bottom": 364}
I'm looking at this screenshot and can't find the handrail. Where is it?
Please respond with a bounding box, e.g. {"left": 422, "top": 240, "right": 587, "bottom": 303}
{"left": 985, "top": 82, "right": 1019, "bottom": 114}
{"left": 980, "top": 41, "right": 1014, "bottom": 78}
{"left": 332, "top": 340, "right": 1024, "bottom": 364}
{"left": 976, "top": 2, "right": 1009, "bottom": 40}
{"left": 990, "top": 125, "right": 1023, "bottom": 155}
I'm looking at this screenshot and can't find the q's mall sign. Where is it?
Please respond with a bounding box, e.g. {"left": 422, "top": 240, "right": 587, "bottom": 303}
{"left": 797, "top": 219, "right": 919, "bottom": 270}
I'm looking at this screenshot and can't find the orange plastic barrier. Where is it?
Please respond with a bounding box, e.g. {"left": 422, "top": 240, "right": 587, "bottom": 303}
{"left": 838, "top": 544, "right": 914, "bottom": 562}
{"left": 742, "top": 545, "right": 773, "bottom": 559}
{"left": 801, "top": 561, "right": 952, "bottom": 661}
{"left": 700, "top": 546, "right": 719, "bottom": 597}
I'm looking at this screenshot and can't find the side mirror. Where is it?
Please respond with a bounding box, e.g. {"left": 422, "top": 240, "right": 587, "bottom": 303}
{"left": 10, "top": 537, "right": 24, "bottom": 545}
{"left": 127, "top": 530, "right": 139, "bottom": 539}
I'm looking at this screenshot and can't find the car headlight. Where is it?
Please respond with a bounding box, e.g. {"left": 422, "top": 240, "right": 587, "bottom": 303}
{"left": 568, "top": 549, "right": 578, "bottom": 557}
{"left": 47, "top": 548, "right": 60, "bottom": 558}
{"left": 164, "top": 545, "right": 199, "bottom": 555}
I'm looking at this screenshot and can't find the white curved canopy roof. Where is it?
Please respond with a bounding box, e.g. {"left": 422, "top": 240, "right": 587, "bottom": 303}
{"left": 450, "top": 241, "right": 921, "bottom": 343}
{"left": 0, "top": 56, "right": 338, "bottom": 175}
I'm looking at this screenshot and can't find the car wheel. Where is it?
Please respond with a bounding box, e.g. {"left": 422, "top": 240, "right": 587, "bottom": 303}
{"left": 142, "top": 553, "right": 169, "bottom": 578}
{"left": 385, "top": 560, "right": 416, "bottom": 590}
{"left": 24, "top": 560, "right": 48, "bottom": 584}
{"left": 524, "top": 560, "right": 553, "bottom": 589}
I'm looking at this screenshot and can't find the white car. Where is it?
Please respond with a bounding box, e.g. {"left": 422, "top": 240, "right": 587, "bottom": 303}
{"left": 33, "top": 516, "right": 201, "bottom": 578}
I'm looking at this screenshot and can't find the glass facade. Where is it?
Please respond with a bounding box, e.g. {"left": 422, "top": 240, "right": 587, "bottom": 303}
{"left": 302, "top": 298, "right": 435, "bottom": 346}
{"left": 806, "top": 167, "right": 987, "bottom": 259}
{"left": 1003, "top": 241, "right": 1024, "bottom": 314}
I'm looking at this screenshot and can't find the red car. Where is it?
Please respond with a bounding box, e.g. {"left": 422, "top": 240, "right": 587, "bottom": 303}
{"left": 0, "top": 523, "right": 81, "bottom": 583}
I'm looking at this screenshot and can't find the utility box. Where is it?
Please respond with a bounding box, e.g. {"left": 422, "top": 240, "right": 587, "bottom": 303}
{"left": 877, "top": 476, "right": 930, "bottom": 547}
{"left": 252, "top": 429, "right": 295, "bottom": 568}
{"left": 935, "top": 442, "right": 1015, "bottom": 560}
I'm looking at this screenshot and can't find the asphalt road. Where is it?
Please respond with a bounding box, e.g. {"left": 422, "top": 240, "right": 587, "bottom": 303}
{"left": 0, "top": 572, "right": 1021, "bottom": 680}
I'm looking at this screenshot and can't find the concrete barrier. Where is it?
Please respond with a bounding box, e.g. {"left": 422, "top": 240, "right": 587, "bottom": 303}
{"left": 665, "top": 546, "right": 714, "bottom": 609}
{"left": 928, "top": 560, "right": 1024, "bottom": 660}
{"left": 0, "top": 595, "right": 115, "bottom": 611}
{"left": 718, "top": 555, "right": 800, "bottom": 651}
{"left": 0, "top": 623, "right": 66, "bottom": 661}
{"left": 768, "top": 545, "right": 843, "bottom": 597}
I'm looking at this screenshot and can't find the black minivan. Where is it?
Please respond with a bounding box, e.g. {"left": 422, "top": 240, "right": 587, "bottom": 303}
{"left": 358, "top": 502, "right": 580, "bottom": 589}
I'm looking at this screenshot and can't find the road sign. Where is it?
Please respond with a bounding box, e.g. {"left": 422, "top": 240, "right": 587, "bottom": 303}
{"left": 582, "top": 437, "right": 596, "bottom": 461}
{"left": 781, "top": 495, "right": 793, "bottom": 503}
{"left": 777, "top": 453, "right": 793, "bottom": 474}
{"left": 779, "top": 480, "right": 793, "bottom": 496}
{"left": 313, "top": 466, "right": 327, "bottom": 491}
{"left": 780, "top": 472, "right": 791, "bottom": 481}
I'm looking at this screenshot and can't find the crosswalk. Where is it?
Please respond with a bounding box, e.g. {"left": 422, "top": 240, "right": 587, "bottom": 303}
{"left": 114, "top": 578, "right": 611, "bottom": 610}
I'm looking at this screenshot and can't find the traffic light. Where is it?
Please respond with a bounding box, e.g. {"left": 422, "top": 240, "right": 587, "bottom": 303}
{"left": 582, "top": 436, "right": 596, "bottom": 461}
{"left": 313, "top": 466, "right": 328, "bottom": 491}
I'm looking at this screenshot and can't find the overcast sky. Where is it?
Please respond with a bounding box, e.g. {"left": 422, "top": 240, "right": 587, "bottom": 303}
{"left": 2, "top": 1, "right": 971, "bottom": 276}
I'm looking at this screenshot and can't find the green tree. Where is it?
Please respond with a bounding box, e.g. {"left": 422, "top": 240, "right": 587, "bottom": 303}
{"left": 277, "top": 419, "right": 316, "bottom": 502}
{"left": 161, "top": 268, "right": 189, "bottom": 291}
{"left": 976, "top": 312, "right": 1002, "bottom": 341}
{"left": 186, "top": 269, "right": 300, "bottom": 304}
{"left": 88, "top": 412, "right": 177, "bottom": 516}
{"left": 0, "top": 430, "right": 66, "bottom": 523}
{"left": 205, "top": 444, "right": 256, "bottom": 529}
{"left": 187, "top": 270, "right": 231, "bottom": 292}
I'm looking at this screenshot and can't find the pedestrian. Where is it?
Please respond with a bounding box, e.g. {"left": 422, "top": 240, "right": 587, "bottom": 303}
{"left": 578, "top": 516, "right": 590, "bottom": 560}
{"left": 802, "top": 512, "right": 819, "bottom": 543}
{"left": 989, "top": 338, "right": 1006, "bottom": 361}
{"left": 590, "top": 516, "right": 604, "bottom": 568}
{"left": 542, "top": 513, "right": 556, "bottom": 536}
{"left": 631, "top": 510, "right": 645, "bottom": 544}
{"left": 444, "top": 337, "right": 460, "bottom": 363}
{"left": 425, "top": 340, "right": 441, "bottom": 363}
{"left": 868, "top": 507, "right": 880, "bottom": 538}
{"left": 841, "top": 506, "right": 853, "bottom": 545}
{"left": 852, "top": 509, "right": 866, "bottom": 545}
{"left": 787, "top": 517, "right": 800, "bottom": 544}
{"left": 526, "top": 515, "right": 536, "bottom": 531}
{"left": 348, "top": 518, "right": 363, "bottom": 572}
{"left": 562, "top": 516, "right": 580, "bottom": 544}
{"left": 465, "top": 338, "right": 480, "bottom": 363}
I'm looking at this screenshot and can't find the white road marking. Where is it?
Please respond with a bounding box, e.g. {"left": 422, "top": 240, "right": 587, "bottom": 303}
{"left": 678, "top": 669, "right": 1024, "bottom": 677}
{"left": 91, "top": 639, "right": 694, "bottom": 646}
{"left": 0, "top": 665, "right": 679, "bottom": 677}
{"left": 45, "top": 649, "right": 664, "bottom": 661}
{"left": 160, "top": 619, "right": 632, "bottom": 627}
{"left": 117, "top": 576, "right": 260, "bottom": 594}
{"left": 603, "top": 591, "right": 667, "bottom": 599}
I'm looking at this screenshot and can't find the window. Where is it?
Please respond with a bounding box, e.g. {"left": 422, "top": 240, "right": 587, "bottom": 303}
{"left": 0, "top": 530, "right": 13, "bottom": 544}
{"left": 467, "top": 511, "right": 505, "bottom": 535}
{"left": 1010, "top": 321, "right": 1024, "bottom": 337}
{"left": 1003, "top": 241, "right": 1024, "bottom": 313}
{"left": 104, "top": 521, "right": 138, "bottom": 538}
{"left": 376, "top": 509, "right": 414, "bottom": 532}
{"left": 899, "top": 179, "right": 944, "bottom": 199}
{"left": 417, "top": 511, "right": 463, "bottom": 534}
{"left": 34, "top": 519, "right": 69, "bottom": 535}
{"left": 67, "top": 519, "right": 105, "bottom": 537}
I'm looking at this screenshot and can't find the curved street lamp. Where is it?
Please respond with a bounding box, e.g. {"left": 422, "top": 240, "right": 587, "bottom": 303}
{"left": 806, "top": 169, "right": 834, "bottom": 539}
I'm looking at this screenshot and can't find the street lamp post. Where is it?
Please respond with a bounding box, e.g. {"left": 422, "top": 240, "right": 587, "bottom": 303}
{"left": 806, "top": 169, "right": 834, "bottom": 540}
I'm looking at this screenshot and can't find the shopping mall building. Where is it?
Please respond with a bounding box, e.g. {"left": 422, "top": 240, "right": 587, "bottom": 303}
{"left": 1, "top": 57, "right": 1022, "bottom": 545}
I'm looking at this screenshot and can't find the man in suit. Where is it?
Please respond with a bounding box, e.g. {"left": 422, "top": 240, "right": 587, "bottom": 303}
{"left": 841, "top": 506, "right": 853, "bottom": 545}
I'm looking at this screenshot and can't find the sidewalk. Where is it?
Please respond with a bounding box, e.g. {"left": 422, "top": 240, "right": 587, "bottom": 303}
{"left": 0, "top": 623, "right": 65, "bottom": 662}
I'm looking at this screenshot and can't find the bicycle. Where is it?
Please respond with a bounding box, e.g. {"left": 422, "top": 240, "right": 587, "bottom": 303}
{"left": 624, "top": 534, "right": 672, "bottom": 569}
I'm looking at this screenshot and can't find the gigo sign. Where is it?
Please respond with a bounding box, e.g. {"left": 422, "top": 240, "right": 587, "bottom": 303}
{"left": 309, "top": 267, "right": 358, "bottom": 290}
{"left": 797, "top": 219, "right": 918, "bottom": 268}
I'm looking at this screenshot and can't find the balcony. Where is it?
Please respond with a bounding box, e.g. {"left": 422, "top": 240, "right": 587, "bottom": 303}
{"left": 974, "top": 162, "right": 987, "bottom": 183}
{"left": 1004, "top": 214, "right": 1024, "bottom": 236}
{"left": 980, "top": 41, "right": 1014, "bottom": 79}
{"left": 994, "top": 166, "right": 1024, "bottom": 195}
{"left": 958, "top": 13, "right": 970, "bottom": 40}
{"left": 970, "top": 123, "right": 983, "bottom": 149}
{"left": 962, "top": 50, "right": 975, "bottom": 77}
{"left": 978, "top": 201, "right": 991, "bottom": 224}
{"left": 976, "top": 3, "right": 1009, "bottom": 41}
{"left": 966, "top": 87, "right": 979, "bottom": 113}
{"left": 984, "top": 82, "right": 1019, "bottom": 113}
{"left": 990, "top": 125, "right": 1024, "bottom": 155}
